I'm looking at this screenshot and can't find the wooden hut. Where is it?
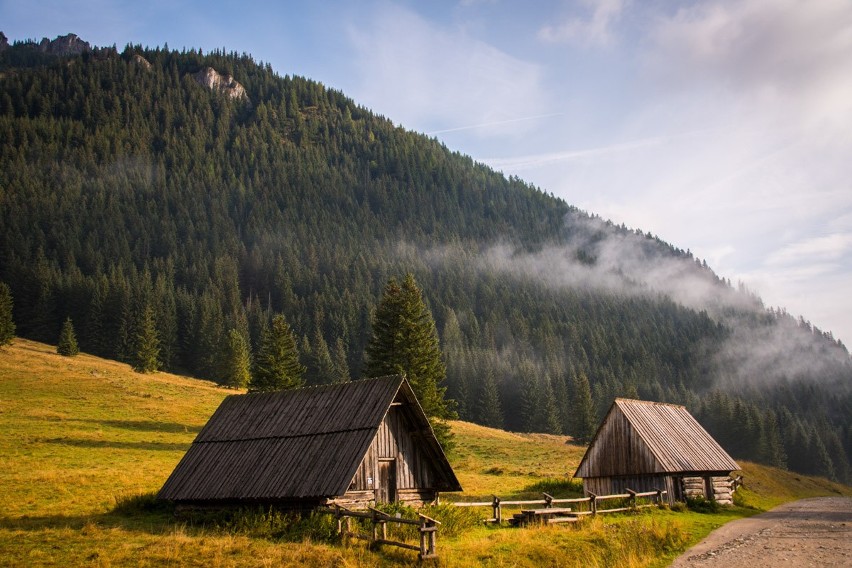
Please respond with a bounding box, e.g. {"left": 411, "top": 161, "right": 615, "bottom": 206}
{"left": 574, "top": 398, "right": 740, "bottom": 505}
{"left": 158, "top": 375, "right": 461, "bottom": 509}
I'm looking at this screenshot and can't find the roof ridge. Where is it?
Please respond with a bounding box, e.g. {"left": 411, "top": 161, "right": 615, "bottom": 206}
{"left": 242, "top": 374, "right": 404, "bottom": 397}
{"left": 196, "top": 425, "right": 378, "bottom": 443}
{"left": 614, "top": 397, "right": 685, "bottom": 409}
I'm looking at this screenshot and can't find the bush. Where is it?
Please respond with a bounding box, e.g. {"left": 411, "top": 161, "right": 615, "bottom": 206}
{"left": 670, "top": 501, "right": 687, "bottom": 512}
{"left": 686, "top": 496, "right": 720, "bottom": 514}
{"left": 112, "top": 492, "right": 173, "bottom": 515}
{"left": 223, "top": 507, "right": 338, "bottom": 543}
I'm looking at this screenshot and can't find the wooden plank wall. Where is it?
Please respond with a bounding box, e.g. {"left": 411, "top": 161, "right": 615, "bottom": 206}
{"left": 346, "top": 407, "right": 433, "bottom": 497}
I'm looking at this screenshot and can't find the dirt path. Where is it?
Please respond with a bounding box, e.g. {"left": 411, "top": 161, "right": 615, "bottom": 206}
{"left": 669, "top": 497, "right": 852, "bottom": 567}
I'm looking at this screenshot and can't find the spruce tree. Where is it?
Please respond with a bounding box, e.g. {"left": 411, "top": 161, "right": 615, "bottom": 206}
{"left": 365, "top": 274, "right": 457, "bottom": 448}
{"left": 221, "top": 328, "right": 251, "bottom": 388}
{"left": 57, "top": 317, "right": 79, "bottom": 357}
{"left": 0, "top": 282, "right": 14, "bottom": 347}
{"left": 309, "top": 328, "right": 336, "bottom": 384}
{"left": 331, "top": 337, "right": 351, "bottom": 383}
{"left": 133, "top": 303, "right": 160, "bottom": 373}
{"left": 476, "top": 367, "right": 503, "bottom": 429}
{"left": 250, "top": 314, "right": 305, "bottom": 392}
{"left": 539, "top": 375, "right": 562, "bottom": 434}
{"left": 571, "top": 371, "right": 598, "bottom": 444}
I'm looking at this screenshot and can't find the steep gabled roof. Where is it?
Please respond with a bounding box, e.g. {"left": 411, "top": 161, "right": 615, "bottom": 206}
{"left": 575, "top": 398, "right": 739, "bottom": 478}
{"left": 158, "top": 375, "right": 460, "bottom": 502}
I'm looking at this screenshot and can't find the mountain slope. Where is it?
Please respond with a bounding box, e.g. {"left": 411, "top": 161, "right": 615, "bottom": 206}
{"left": 0, "top": 36, "right": 850, "bottom": 481}
{"left": 1, "top": 339, "right": 849, "bottom": 567}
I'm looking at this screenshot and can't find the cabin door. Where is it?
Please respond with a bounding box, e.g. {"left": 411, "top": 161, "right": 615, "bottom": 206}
{"left": 377, "top": 459, "right": 397, "bottom": 503}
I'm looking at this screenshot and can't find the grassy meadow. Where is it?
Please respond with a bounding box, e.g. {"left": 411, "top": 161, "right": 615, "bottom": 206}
{"left": 1, "top": 338, "right": 849, "bottom": 567}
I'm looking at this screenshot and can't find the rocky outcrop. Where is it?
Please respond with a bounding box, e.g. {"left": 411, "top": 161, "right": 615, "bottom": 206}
{"left": 0, "top": 32, "right": 8, "bottom": 52}
{"left": 132, "top": 54, "right": 152, "bottom": 70}
{"left": 192, "top": 67, "right": 248, "bottom": 102}
{"left": 38, "top": 33, "right": 90, "bottom": 56}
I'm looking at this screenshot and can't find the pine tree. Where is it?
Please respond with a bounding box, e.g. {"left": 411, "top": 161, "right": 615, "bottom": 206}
{"left": 57, "top": 317, "right": 79, "bottom": 356}
{"left": 331, "top": 337, "right": 351, "bottom": 383}
{"left": 0, "top": 282, "right": 14, "bottom": 347}
{"left": 309, "top": 328, "right": 336, "bottom": 384}
{"left": 571, "top": 371, "right": 598, "bottom": 444}
{"left": 517, "top": 360, "right": 540, "bottom": 433}
{"left": 133, "top": 303, "right": 160, "bottom": 373}
{"left": 250, "top": 314, "right": 305, "bottom": 392}
{"left": 365, "top": 274, "right": 457, "bottom": 448}
{"left": 539, "top": 375, "right": 562, "bottom": 434}
{"left": 476, "top": 367, "right": 503, "bottom": 428}
{"left": 221, "top": 328, "right": 252, "bottom": 388}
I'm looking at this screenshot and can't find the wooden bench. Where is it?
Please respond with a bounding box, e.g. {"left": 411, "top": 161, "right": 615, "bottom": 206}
{"left": 515, "top": 507, "right": 575, "bottom": 526}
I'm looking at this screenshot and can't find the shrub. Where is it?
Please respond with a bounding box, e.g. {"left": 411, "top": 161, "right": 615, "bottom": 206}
{"left": 112, "top": 492, "right": 173, "bottom": 515}
{"left": 686, "top": 496, "right": 720, "bottom": 514}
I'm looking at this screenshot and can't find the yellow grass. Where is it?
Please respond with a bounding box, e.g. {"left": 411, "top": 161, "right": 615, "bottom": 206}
{"left": 1, "top": 338, "right": 849, "bottom": 567}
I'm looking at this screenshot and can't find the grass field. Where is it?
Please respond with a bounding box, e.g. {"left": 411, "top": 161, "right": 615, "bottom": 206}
{"left": 1, "top": 338, "right": 849, "bottom": 567}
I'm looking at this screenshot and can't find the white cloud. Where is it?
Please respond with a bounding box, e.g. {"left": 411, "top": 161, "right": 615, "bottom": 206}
{"left": 645, "top": 0, "right": 852, "bottom": 128}
{"left": 765, "top": 233, "right": 852, "bottom": 267}
{"left": 538, "top": 0, "right": 628, "bottom": 48}
{"left": 346, "top": 3, "right": 550, "bottom": 137}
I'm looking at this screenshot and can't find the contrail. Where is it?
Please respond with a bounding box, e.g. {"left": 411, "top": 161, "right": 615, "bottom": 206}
{"left": 484, "top": 125, "right": 737, "bottom": 171}
{"left": 426, "top": 112, "right": 564, "bottom": 135}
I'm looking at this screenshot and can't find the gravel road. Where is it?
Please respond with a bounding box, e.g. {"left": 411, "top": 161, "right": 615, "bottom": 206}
{"left": 669, "top": 497, "right": 852, "bottom": 567}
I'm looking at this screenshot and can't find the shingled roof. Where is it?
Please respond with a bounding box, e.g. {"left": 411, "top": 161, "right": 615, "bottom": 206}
{"left": 575, "top": 398, "right": 740, "bottom": 478}
{"left": 158, "top": 375, "right": 460, "bottom": 502}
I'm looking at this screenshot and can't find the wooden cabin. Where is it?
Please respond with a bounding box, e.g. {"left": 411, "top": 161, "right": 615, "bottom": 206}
{"left": 158, "top": 375, "right": 461, "bottom": 509}
{"left": 574, "top": 398, "right": 740, "bottom": 505}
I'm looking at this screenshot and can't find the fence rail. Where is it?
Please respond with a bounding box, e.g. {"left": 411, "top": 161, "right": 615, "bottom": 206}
{"left": 452, "top": 489, "right": 667, "bottom": 524}
{"left": 321, "top": 505, "right": 440, "bottom": 560}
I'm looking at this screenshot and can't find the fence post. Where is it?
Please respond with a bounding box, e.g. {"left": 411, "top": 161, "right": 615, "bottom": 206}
{"left": 492, "top": 495, "right": 502, "bottom": 523}
{"left": 543, "top": 492, "right": 553, "bottom": 509}
{"left": 589, "top": 492, "right": 597, "bottom": 515}
{"left": 418, "top": 513, "right": 440, "bottom": 560}
{"left": 655, "top": 488, "right": 663, "bottom": 506}
{"left": 626, "top": 488, "right": 636, "bottom": 509}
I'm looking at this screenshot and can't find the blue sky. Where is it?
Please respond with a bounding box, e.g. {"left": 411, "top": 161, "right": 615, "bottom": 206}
{"left": 3, "top": 0, "right": 851, "bottom": 345}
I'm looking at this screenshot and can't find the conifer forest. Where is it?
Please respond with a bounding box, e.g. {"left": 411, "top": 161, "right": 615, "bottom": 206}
{"left": 1, "top": 40, "right": 850, "bottom": 482}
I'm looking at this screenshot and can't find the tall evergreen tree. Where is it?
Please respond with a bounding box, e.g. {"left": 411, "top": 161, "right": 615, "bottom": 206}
{"left": 364, "top": 274, "right": 457, "bottom": 448}
{"left": 571, "top": 371, "right": 598, "bottom": 444}
{"left": 331, "top": 337, "right": 351, "bottom": 383}
{"left": 221, "top": 328, "right": 251, "bottom": 388}
{"left": 133, "top": 303, "right": 160, "bottom": 373}
{"left": 475, "top": 367, "right": 503, "bottom": 429}
{"left": 57, "top": 317, "right": 80, "bottom": 357}
{"left": 539, "top": 375, "right": 562, "bottom": 435}
{"left": 0, "top": 282, "right": 14, "bottom": 347}
{"left": 250, "top": 314, "right": 305, "bottom": 392}
{"left": 308, "top": 328, "right": 336, "bottom": 384}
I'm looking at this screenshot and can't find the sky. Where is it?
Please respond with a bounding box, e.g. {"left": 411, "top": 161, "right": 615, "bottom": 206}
{"left": 2, "top": 0, "right": 851, "bottom": 346}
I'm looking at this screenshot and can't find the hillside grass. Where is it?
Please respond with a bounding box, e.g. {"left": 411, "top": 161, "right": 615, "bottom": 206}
{"left": 1, "top": 338, "right": 849, "bottom": 567}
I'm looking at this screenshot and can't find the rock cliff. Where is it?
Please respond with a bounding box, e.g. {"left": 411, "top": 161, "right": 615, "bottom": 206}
{"left": 39, "top": 33, "right": 90, "bottom": 56}
{"left": 192, "top": 67, "right": 248, "bottom": 102}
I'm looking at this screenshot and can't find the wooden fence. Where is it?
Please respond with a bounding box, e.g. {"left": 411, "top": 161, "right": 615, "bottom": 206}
{"left": 322, "top": 504, "right": 440, "bottom": 560}
{"left": 452, "top": 489, "right": 668, "bottom": 525}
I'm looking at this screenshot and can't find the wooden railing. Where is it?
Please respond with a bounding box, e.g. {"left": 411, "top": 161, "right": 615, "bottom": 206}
{"left": 732, "top": 475, "right": 744, "bottom": 492}
{"left": 452, "top": 489, "right": 667, "bottom": 524}
{"left": 322, "top": 504, "right": 440, "bottom": 560}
